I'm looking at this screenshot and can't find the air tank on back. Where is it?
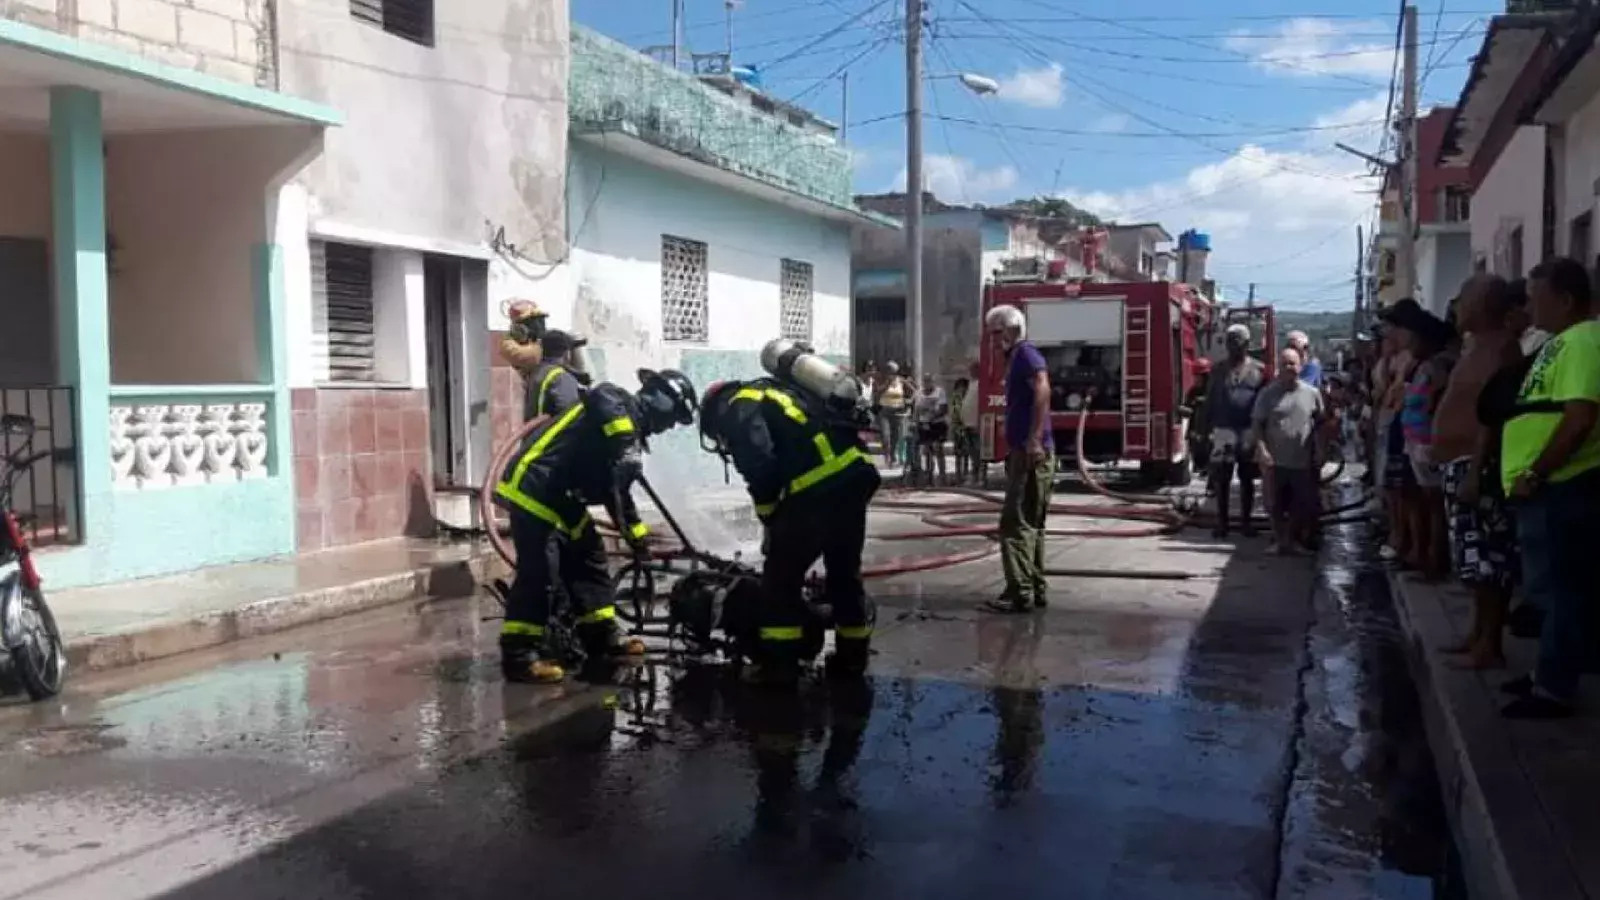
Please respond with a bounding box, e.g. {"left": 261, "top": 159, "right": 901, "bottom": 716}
{"left": 759, "top": 339, "right": 872, "bottom": 427}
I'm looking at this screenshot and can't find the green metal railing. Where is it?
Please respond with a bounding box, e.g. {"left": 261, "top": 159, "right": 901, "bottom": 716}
{"left": 569, "top": 25, "right": 854, "bottom": 209}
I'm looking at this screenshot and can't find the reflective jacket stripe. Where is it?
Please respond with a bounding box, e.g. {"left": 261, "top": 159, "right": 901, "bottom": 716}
{"left": 603, "top": 416, "right": 635, "bottom": 436}
{"left": 534, "top": 365, "right": 568, "bottom": 417}
{"left": 502, "top": 621, "right": 546, "bottom": 637}
{"left": 789, "top": 433, "right": 868, "bottom": 497}
{"left": 576, "top": 606, "right": 616, "bottom": 625}
{"left": 835, "top": 625, "right": 873, "bottom": 639}
{"left": 731, "top": 387, "right": 807, "bottom": 425}
{"left": 760, "top": 626, "right": 805, "bottom": 641}
{"left": 496, "top": 404, "right": 587, "bottom": 533}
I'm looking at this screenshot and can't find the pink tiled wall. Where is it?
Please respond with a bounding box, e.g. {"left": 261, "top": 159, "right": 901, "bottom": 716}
{"left": 490, "top": 330, "right": 525, "bottom": 449}
{"left": 291, "top": 388, "right": 434, "bottom": 552}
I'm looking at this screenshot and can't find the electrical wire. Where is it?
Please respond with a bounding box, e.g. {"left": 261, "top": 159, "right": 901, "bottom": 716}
{"left": 783, "top": 35, "right": 893, "bottom": 104}
{"left": 759, "top": 0, "right": 895, "bottom": 69}
{"left": 927, "top": 113, "right": 1389, "bottom": 140}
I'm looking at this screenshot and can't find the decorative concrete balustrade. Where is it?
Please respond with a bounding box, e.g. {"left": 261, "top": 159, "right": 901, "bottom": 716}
{"left": 109, "top": 391, "right": 274, "bottom": 490}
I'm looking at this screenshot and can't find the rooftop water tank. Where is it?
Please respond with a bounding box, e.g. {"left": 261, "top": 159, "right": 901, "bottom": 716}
{"left": 1179, "top": 229, "right": 1212, "bottom": 252}
{"left": 731, "top": 66, "right": 762, "bottom": 88}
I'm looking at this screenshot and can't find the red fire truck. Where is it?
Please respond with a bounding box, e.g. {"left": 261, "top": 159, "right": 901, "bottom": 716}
{"left": 978, "top": 270, "right": 1276, "bottom": 486}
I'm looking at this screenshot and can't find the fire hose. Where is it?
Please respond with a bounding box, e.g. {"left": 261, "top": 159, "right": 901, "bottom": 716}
{"left": 478, "top": 405, "right": 1373, "bottom": 586}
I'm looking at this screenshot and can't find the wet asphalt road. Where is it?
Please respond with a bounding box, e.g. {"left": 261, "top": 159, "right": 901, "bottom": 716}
{"left": 0, "top": 486, "right": 1459, "bottom": 900}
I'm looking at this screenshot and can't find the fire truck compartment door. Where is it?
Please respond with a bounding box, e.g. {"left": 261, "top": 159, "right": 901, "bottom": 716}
{"left": 1024, "top": 298, "right": 1125, "bottom": 345}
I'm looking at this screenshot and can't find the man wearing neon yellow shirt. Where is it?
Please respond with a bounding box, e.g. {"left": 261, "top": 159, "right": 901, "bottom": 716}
{"left": 1497, "top": 258, "right": 1600, "bottom": 720}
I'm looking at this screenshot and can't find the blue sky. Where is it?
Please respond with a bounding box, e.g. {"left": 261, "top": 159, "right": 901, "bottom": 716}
{"left": 572, "top": 0, "right": 1491, "bottom": 311}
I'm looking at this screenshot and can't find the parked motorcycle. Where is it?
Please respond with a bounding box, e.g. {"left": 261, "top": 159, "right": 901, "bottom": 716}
{"left": 0, "top": 413, "right": 65, "bottom": 701}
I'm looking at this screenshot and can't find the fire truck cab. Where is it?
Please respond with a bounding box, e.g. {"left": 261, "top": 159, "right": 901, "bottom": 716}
{"left": 979, "top": 273, "right": 1216, "bottom": 486}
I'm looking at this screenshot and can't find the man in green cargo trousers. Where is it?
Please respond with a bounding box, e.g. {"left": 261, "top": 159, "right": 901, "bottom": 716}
{"left": 983, "top": 303, "right": 1056, "bottom": 613}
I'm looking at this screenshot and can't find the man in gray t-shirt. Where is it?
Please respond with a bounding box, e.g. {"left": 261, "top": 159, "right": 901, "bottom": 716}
{"left": 1253, "top": 348, "right": 1324, "bottom": 554}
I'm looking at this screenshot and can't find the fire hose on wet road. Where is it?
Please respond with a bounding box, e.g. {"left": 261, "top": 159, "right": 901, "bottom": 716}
{"left": 476, "top": 405, "right": 1370, "bottom": 585}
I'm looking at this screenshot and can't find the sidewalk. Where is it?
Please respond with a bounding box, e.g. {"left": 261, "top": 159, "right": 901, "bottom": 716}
{"left": 1386, "top": 572, "right": 1600, "bottom": 900}
{"left": 53, "top": 538, "right": 502, "bottom": 673}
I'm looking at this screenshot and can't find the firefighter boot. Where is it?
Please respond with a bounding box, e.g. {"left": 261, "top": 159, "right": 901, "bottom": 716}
{"left": 575, "top": 621, "right": 645, "bottom": 683}
{"left": 826, "top": 636, "right": 871, "bottom": 680}
{"left": 499, "top": 636, "right": 566, "bottom": 685}
{"left": 742, "top": 642, "right": 803, "bottom": 689}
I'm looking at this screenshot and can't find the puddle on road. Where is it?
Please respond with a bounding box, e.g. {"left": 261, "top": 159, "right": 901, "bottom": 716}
{"left": 1279, "top": 485, "right": 1466, "bottom": 900}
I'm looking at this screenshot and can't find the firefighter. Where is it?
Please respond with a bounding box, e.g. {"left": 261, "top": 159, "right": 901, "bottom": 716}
{"left": 494, "top": 368, "right": 699, "bottom": 684}
{"left": 698, "top": 371, "right": 881, "bottom": 686}
{"left": 522, "top": 330, "right": 591, "bottom": 421}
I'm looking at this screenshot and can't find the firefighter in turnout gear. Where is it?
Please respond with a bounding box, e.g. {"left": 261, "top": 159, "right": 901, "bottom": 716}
{"left": 494, "top": 368, "right": 699, "bottom": 684}
{"left": 699, "top": 374, "right": 881, "bottom": 685}
{"left": 522, "top": 330, "right": 590, "bottom": 422}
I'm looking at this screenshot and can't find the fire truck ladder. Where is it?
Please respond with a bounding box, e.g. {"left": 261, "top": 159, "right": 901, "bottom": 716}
{"left": 1122, "top": 303, "right": 1151, "bottom": 456}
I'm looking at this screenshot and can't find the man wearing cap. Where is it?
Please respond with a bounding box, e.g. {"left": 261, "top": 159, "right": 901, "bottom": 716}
{"left": 1204, "top": 324, "right": 1267, "bottom": 537}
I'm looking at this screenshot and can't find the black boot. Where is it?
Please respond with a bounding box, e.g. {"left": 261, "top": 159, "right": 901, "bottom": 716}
{"left": 826, "top": 637, "right": 871, "bottom": 680}
{"left": 499, "top": 636, "right": 566, "bottom": 684}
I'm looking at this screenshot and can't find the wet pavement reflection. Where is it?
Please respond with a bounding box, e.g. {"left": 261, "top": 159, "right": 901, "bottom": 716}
{"left": 0, "top": 483, "right": 1464, "bottom": 900}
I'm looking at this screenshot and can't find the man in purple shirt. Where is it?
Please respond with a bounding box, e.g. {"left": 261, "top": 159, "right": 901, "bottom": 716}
{"left": 984, "top": 303, "right": 1055, "bottom": 612}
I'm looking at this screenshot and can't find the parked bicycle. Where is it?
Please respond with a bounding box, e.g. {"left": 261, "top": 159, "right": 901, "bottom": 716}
{"left": 0, "top": 413, "right": 65, "bottom": 701}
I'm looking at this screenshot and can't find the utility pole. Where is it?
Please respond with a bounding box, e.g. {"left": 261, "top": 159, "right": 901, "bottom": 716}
{"left": 840, "top": 72, "right": 850, "bottom": 142}
{"left": 1397, "top": 4, "right": 1419, "bottom": 301}
{"left": 905, "top": 0, "right": 926, "bottom": 378}
{"left": 1355, "top": 224, "right": 1366, "bottom": 337}
{"left": 670, "top": 0, "right": 683, "bottom": 69}
{"left": 1247, "top": 282, "right": 1256, "bottom": 310}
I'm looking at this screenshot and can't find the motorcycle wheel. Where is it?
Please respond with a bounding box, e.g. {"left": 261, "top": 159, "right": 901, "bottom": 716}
{"left": 14, "top": 586, "right": 64, "bottom": 701}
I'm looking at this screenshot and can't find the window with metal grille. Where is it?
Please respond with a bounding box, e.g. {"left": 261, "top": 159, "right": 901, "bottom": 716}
{"left": 350, "top": 0, "right": 434, "bottom": 47}
{"left": 311, "top": 240, "right": 377, "bottom": 383}
{"left": 779, "top": 258, "right": 814, "bottom": 344}
{"left": 661, "top": 235, "right": 709, "bottom": 343}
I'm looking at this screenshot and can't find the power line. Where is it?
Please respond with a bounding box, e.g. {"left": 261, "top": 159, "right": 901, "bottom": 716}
{"left": 760, "top": 0, "right": 895, "bottom": 69}
{"left": 784, "top": 35, "right": 892, "bottom": 104}
{"left": 927, "top": 113, "right": 1389, "bottom": 139}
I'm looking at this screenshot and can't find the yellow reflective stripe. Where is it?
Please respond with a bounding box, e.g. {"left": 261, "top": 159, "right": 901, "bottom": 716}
{"left": 501, "top": 621, "right": 546, "bottom": 637}
{"left": 788, "top": 433, "right": 868, "bottom": 497}
{"left": 493, "top": 484, "right": 588, "bottom": 538}
{"left": 753, "top": 500, "right": 777, "bottom": 517}
{"left": 836, "top": 625, "right": 874, "bottom": 639}
{"left": 506, "top": 403, "right": 585, "bottom": 490}
{"left": 627, "top": 521, "right": 650, "bottom": 540}
{"left": 576, "top": 606, "right": 617, "bottom": 624}
{"left": 760, "top": 626, "right": 805, "bottom": 641}
{"left": 603, "top": 416, "right": 635, "bottom": 436}
{"left": 731, "top": 387, "right": 807, "bottom": 425}
{"left": 534, "top": 365, "right": 567, "bottom": 417}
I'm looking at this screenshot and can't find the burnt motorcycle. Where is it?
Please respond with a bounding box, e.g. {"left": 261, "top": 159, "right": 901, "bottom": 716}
{"left": 0, "top": 414, "right": 66, "bottom": 701}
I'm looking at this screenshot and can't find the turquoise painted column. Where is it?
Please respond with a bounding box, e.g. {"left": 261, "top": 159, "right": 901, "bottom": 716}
{"left": 50, "top": 87, "right": 111, "bottom": 540}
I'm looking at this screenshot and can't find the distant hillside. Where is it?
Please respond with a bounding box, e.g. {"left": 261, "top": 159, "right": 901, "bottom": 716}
{"left": 1271, "top": 310, "right": 1355, "bottom": 356}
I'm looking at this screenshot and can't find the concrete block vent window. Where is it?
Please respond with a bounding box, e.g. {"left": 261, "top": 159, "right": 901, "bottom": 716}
{"left": 662, "top": 234, "right": 709, "bottom": 343}
{"left": 780, "top": 258, "right": 814, "bottom": 344}
{"left": 350, "top": 0, "right": 435, "bottom": 47}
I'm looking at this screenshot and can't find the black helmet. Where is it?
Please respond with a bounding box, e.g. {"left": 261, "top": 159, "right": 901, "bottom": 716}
{"left": 637, "top": 368, "right": 698, "bottom": 430}
{"left": 697, "top": 379, "right": 742, "bottom": 454}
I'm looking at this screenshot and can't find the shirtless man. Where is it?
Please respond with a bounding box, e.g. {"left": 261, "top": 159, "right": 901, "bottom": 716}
{"left": 1431, "top": 276, "right": 1524, "bottom": 668}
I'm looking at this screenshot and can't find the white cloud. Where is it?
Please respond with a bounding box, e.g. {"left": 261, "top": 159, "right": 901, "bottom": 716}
{"left": 1227, "top": 18, "right": 1397, "bottom": 79}
{"left": 1307, "top": 92, "right": 1391, "bottom": 150}
{"left": 1087, "top": 113, "right": 1131, "bottom": 134}
{"left": 1060, "top": 142, "right": 1376, "bottom": 308}
{"left": 891, "top": 154, "right": 1020, "bottom": 203}
{"left": 996, "top": 62, "right": 1065, "bottom": 108}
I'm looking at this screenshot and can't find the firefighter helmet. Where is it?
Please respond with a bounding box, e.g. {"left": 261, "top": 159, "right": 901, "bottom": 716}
{"left": 636, "top": 368, "right": 699, "bottom": 432}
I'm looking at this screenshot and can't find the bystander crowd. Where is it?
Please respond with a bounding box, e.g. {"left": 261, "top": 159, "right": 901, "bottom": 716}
{"left": 1494, "top": 258, "right": 1600, "bottom": 719}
